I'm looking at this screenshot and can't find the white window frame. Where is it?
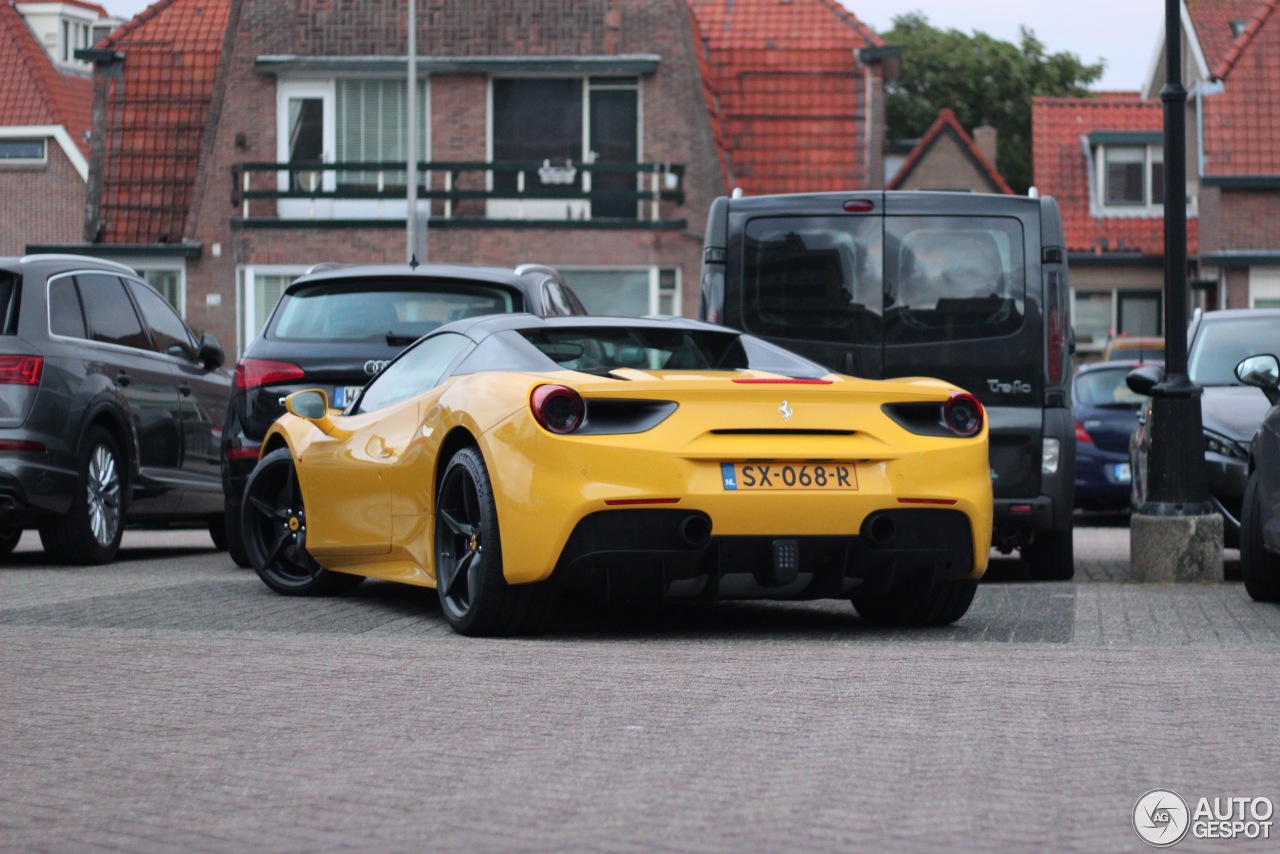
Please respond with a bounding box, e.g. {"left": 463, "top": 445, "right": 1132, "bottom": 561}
{"left": 556, "top": 265, "right": 681, "bottom": 316}
{"left": 1095, "top": 143, "right": 1163, "bottom": 211}
{"left": 122, "top": 260, "right": 187, "bottom": 315}
{"left": 239, "top": 264, "right": 306, "bottom": 354}
{"left": 0, "top": 138, "right": 47, "bottom": 166}
{"left": 1071, "top": 286, "right": 1163, "bottom": 352}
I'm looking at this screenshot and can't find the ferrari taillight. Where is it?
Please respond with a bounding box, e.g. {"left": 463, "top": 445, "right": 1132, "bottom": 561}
{"left": 943, "top": 392, "right": 984, "bottom": 437}
{"left": 530, "top": 384, "right": 584, "bottom": 434}
{"left": 234, "top": 358, "right": 306, "bottom": 390}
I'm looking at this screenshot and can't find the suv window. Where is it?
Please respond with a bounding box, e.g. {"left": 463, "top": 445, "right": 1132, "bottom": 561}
{"left": 271, "top": 281, "right": 518, "bottom": 343}
{"left": 48, "top": 276, "right": 87, "bottom": 339}
{"left": 355, "top": 332, "right": 472, "bottom": 413}
{"left": 127, "top": 279, "right": 197, "bottom": 360}
{"left": 884, "top": 216, "right": 1025, "bottom": 345}
{"left": 76, "top": 274, "right": 148, "bottom": 349}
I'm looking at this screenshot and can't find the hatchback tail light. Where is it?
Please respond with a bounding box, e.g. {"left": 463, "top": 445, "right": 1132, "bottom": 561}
{"left": 530, "top": 384, "right": 585, "bottom": 434}
{"left": 943, "top": 392, "right": 984, "bottom": 437}
{"left": 0, "top": 355, "right": 43, "bottom": 386}
{"left": 1075, "top": 419, "right": 1093, "bottom": 443}
{"left": 235, "top": 359, "right": 306, "bottom": 390}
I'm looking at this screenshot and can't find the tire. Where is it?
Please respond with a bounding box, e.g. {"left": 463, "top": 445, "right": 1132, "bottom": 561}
{"left": 224, "top": 502, "right": 252, "bottom": 568}
{"left": 39, "top": 426, "right": 125, "bottom": 565}
{"left": 208, "top": 513, "right": 227, "bottom": 550}
{"left": 851, "top": 575, "right": 978, "bottom": 627}
{"left": 1241, "top": 470, "right": 1280, "bottom": 602}
{"left": 1021, "top": 528, "right": 1075, "bottom": 580}
{"left": 241, "top": 448, "right": 363, "bottom": 596}
{"left": 435, "top": 446, "right": 558, "bottom": 636}
{"left": 0, "top": 526, "right": 21, "bottom": 557}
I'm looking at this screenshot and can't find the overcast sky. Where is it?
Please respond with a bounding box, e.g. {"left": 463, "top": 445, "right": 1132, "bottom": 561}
{"left": 98, "top": 0, "right": 1167, "bottom": 92}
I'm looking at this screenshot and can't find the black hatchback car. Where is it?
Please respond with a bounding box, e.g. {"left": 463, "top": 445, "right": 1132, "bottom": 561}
{"left": 0, "top": 254, "right": 232, "bottom": 563}
{"left": 221, "top": 261, "right": 586, "bottom": 565}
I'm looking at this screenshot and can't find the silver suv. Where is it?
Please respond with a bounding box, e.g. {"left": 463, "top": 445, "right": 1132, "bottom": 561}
{"left": 0, "top": 254, "right": 232, "bottom": 563}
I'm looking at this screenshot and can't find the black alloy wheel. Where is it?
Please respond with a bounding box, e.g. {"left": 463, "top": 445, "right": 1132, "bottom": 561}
{"left": 434, "top": 446, "right": 556, "bottom": 636}
{"left": 241, "top": 448, "right": 362, "bottom": 596}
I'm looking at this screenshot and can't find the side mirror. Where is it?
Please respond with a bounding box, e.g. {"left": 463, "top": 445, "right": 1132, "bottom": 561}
{"left": 1237, "top": 354, "right": 1280, "bottom": 405}
{"left": 198, "top": 332, "right": 225, "bottom": 370}
{"left": 1125, "top": 363, "right": 1165, "bottom": 397}
{"left": 284, "top": 389, "right": 351, "bottom": 438}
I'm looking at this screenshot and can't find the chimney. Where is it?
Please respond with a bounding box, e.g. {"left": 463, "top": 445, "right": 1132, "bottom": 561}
{"left": 973, "top": 120, "right": 997, "bottom": 165}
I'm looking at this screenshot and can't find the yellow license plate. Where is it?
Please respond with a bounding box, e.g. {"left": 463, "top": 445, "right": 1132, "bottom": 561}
{"left": 721, "top": 463, "right": 857, "bottom": 491}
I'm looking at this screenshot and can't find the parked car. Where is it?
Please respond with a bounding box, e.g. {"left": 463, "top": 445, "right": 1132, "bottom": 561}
{"left": 1128, "top": 308, "right": 1280, "bottom": 547}
{"left": 221, "top": 261, "right": 586, "bottom": 566}
{"left": 1234, "top": 353, "right": 1280, "bottom": 600}
{"left": 243, "top": 314, "right": 993, "bottom": 635}
{"left": 1073, "top": 360, "right": 1155, "bottom": 512}
{"left": 0, "top": 254, "right": 232, "bottom": 563}
{"left": 698, "top": 190, "right": 1076, "bottom": 579}
{"left": 1102, "top": 336, "right": 1164, "bottom": 362}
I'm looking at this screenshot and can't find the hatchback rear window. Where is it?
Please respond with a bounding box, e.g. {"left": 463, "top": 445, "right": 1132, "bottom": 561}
{"left": 269, "top": 281, "right": 518, "bottom": 342}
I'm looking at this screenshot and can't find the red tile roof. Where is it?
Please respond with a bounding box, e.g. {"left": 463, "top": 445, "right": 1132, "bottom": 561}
{"left": 0, "top": 0, "right": 93, "bottom": 156}
{"left": 95, "top": 0, "right": 232, "bottom": 244}
{"left": 1186, "top": 0, "right": 1264, "bottom": 74}
{"left": 1032, "top": 94, "right": 1197, "bottom": 256}
{"left": 1201, "top": 1, "right": 1280, "bottom": 176}
{"left": 887, "top": 108, "right": 1013, "bottom": 194}
{"left": 687, "top": 0, "right": 883, "bottom": 195}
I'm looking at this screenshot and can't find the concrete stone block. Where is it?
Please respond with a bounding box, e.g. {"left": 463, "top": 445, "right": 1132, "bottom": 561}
{"left": 1129, "top": 512, "right": 1224, "bottom": 582}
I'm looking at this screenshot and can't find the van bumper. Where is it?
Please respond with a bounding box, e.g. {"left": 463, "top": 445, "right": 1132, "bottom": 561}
{"left": 992, "top": 496, "right": 1066, "bottom": 551}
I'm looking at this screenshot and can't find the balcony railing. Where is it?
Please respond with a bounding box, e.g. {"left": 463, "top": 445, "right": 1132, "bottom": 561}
{"left": 231, "top": 159, "right": 685, "bottom": 224}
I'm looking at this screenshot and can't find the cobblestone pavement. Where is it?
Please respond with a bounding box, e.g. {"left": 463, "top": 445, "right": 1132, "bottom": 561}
{"left": 2, "top": 521, "right": 1278, "bottom": 853}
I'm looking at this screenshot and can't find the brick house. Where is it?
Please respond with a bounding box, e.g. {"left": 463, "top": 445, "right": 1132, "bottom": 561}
{"left": 1032, "top": 0, "right": 1280, "bottom": 358}
{"left": 0, "top": 0, "right": 119, "bottom": 255}
{"left": 887, "top": 108, "right": 1012, "bottom": 195}
{"left": 50, "top": 0, "right": 894, "bottom": 356}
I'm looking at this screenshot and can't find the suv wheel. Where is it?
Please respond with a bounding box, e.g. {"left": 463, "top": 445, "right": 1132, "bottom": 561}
{"left": 39, "top": 426, "right": 125, "bottom": 564}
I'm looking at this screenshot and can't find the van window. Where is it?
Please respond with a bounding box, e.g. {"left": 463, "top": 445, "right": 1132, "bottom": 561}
{"left": 741, "top": 216, "right": 882, "bottom": 343}
{"left": 884, "top": 217, "right": 1025, "bottom": 345}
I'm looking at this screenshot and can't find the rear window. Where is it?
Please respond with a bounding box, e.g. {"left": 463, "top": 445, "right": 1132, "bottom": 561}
{"left": 519, "top": 326, "right": 827, "bottom": 377}
{"left": 1075, "top": 367, "right": 1146, "bottom": 408}
{"left": 884, "top": 216, "right": 1025, "bottom": 345}
{"left": 269, "top": 281, "right": 518, "bottom": 342}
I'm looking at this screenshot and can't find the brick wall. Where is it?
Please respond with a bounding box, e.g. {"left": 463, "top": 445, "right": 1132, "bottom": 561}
{"left": 182, "top": 0, "right": 724, "bottom": 355}
{"left": 0, "top": 144, "right": 86, "bottom": 256}
{"left": 1215, "top": 189, "right": 1280, "bottom": 251}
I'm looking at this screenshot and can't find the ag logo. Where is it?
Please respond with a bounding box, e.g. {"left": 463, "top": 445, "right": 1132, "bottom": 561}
{"left": 1134, "top": 789, "right": 1190, "bottom": 847}
{"left": 364, "top": 359, "right": 390, "bottom": 376}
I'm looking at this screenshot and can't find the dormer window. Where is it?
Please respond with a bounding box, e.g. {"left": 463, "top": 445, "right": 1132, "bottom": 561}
{"left": 1230, "top": 19, "right": 1248, "bottom": 37}
{"left": 1087, "top": 132, "right": 1166, "bottom": 213}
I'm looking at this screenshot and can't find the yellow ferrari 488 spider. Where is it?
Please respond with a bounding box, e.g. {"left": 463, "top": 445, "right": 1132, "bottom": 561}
{"left": 242, "top": 314, "right": 992, "bottom": 635}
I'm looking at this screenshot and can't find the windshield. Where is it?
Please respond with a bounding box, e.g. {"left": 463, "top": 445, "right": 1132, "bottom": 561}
{"left": 271, "top": 280, "right": 518, "bottom": 342}
{"left": 1188, "top": 318, "right": 1280, "bottom": 386}
{"left": 519, "top": 327, "right": 829, "bottom": 377}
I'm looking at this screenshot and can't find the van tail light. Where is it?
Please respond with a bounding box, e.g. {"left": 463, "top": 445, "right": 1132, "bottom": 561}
{"left": 530, "top": 384, "right": 584, "bottom": 434}
{"left": 1075, "top": 419, "right": 1093, "bottom": 443}
{"left": 943, "top": 392, "right": 984, "bottom": 437}
{"left": 0, "top": 355, "right": 43, "bottom": 386}
{"left": 1047, "top": 303, "right": 1065, "bottom": 385}
{"left": 235, "top": 359, "right": 306, "bottom": 390}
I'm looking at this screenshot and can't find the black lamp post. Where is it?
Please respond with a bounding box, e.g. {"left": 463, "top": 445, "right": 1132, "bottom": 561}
{"left": 1139, "top": 0, "right": 1214, "bottom": 517}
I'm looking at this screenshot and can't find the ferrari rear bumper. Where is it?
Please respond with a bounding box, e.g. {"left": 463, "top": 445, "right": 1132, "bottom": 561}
{"left": 547, "top": 508, "right": 977, "bottom": 601}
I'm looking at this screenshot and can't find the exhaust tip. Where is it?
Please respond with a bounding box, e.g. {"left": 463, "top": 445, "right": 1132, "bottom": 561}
{"left": 678, "top": 514, "right": 712, "bottom": 547}
{"left": 866, "top": 514, "right": 895, "bottom": 546}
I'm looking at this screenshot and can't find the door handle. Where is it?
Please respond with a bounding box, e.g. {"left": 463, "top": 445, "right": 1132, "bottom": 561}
{"left": 178, "top": 382, "right": 191, "bottom": 397}
{"left": 115, "top": 370, "right": 131, "bottom": 387}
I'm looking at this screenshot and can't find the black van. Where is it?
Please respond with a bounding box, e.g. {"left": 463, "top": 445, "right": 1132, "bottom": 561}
{"left": 699, "top": 191, "right": 1075, "bottom": 579}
